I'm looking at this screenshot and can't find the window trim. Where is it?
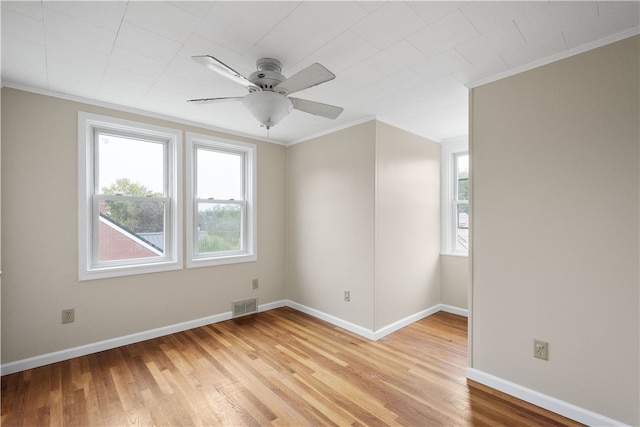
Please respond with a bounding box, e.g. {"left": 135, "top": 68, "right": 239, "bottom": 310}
{"left": 78, "top": 112, "right": 183, "bottom": 280}
{"left": 185, "top": 132, "right": 257, "bottom": 268}
{"left": 440, "top": 136, "right": 469, "bottom": 256}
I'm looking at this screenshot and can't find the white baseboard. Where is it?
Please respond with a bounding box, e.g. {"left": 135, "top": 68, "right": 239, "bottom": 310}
{"left": 0, "top": 300, "right": 287, "bottom": 376}
{"left": 438, "top": 303, "right": 468, "bottom": 317}
{"left": 1, "top": 300, "right": 457, "bottom": 376}
{"left": 284, "top": 300, "right": 377, "bottom": 340}
{"left": 372, "top": 305, "right": 441, "bottom": 340}
{"left": 257, "top": 299, "right": 288, "bottom": 312}
{"left": 466, "top": 368, "right": 626, "bottom": 427}
{"left": 285, "top": 301, "right": 464, "bottom": 341}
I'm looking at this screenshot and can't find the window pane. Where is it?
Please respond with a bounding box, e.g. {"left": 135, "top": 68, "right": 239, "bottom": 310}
{"left": 197, "top": 203, "right": 242, "bottom": 253}
{"left": 196, "top": 148, "right": 243, "bottom": 200}
{"left": 456, "top": 153, "right": 469, "bottom": 201}
{"left": 98, "top": 200, "right": 165, "bottom": 262}
{"left": 98, "top": 134, "right": 165, "bottom": 195}
{"left": 455, "top": 203, "right": 469, "bottom": 252}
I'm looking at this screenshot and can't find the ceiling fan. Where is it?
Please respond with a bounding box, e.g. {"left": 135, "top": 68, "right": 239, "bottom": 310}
{"left": 188, "top": 55, "right": 344, "bottom": 130}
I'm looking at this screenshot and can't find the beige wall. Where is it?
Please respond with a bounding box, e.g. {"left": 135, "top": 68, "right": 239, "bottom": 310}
{"left": 2, "top": 88, "right": 450, "bottom": 364}
{"left": 286, "top": 120, "right": 441, "bottom": 332}
{"left": 1, "top": 88, "right": 287, "bottom": 363}
{"left": 375, "top": 122, "right": 440, "bottom": 329}
{"left": 440, "top": 255, "right": 468, "bottom": 309}
{"left": 286, "top": 122, "right": 376, "bottom": 329}
{"left": 470, "top": 36, "right": 639, "bottom": 425}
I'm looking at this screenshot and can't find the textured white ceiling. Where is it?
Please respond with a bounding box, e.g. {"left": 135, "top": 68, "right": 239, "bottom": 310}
{"left": 2, "top": 1, "right": 638, "bottom": 144}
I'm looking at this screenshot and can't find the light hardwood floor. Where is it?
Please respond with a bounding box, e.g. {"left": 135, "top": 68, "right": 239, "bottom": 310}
{"left": 2, "top": 307, "right": 582, "bottom": 426}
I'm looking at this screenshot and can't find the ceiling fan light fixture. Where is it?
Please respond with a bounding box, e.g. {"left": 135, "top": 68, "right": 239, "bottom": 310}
{"left": 242, "top": 91, "right": 293, "bottom": 129}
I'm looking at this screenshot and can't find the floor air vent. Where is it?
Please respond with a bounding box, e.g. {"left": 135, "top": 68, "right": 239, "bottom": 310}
{"left": 232, "top": 298, "right": 258, "bottom": 318}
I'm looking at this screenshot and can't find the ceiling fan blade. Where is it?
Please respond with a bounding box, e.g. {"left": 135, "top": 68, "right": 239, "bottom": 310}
{"left": 187, "top": 97, "right": 244, "bottom": 104}
{"left": 290, "top": 97, "right": 344, "bottom": 120}
{"left": 274, "top": 63, "right": 335, "bottom": 95}
{"left": 192, "top": 55, "right": 259, "bottom": 92}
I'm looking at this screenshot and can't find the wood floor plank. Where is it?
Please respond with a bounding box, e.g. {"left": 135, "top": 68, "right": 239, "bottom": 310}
{"left": 2, "top": 307, "right": 584, "bottom": 426}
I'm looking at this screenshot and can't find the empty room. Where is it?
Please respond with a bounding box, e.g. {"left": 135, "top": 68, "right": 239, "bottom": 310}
{"left": 1, "top": 1, "right": 639, "bottom": 426}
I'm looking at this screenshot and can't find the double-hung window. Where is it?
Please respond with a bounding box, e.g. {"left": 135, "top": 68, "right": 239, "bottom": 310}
{"left": 452, "top": 152, "right": 469, "bottom": 252}
{"left": 79, "top": 112, "right": 182, "bottom": 280}
{"left": 186, "top": 132, "right": 256, "bottom": 267}
{"left": 441, "top": 137, "right": 469, "bottom": 255}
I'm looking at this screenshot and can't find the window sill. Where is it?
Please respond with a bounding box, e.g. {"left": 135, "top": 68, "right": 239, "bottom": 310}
{"left": 440, "top": 252, "right": 469, "bottom": 258}
{"left": 186, "top": 253, "right": 257, "bottom": 269}
{"left": 79, "top": 260, "right": 182, "bottom": 281}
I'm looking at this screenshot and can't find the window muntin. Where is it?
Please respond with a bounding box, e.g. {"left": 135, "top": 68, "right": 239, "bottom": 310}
{"left": 95, "top": 131, "right": 168, "bottom": 264}
{"left": 195, "top": 146, "right": 245, "bottom": 256}
{"left": 186, "top": 133, "right": 256, "bottom": 267}
{"left": 453, "top": 152, "right": 469, "bottom": 253}
{"left": 440, "top": 137, "right": 469, "bottom": 255}
{"left": 79, "top": 112, "right": 182, "bottom": 280}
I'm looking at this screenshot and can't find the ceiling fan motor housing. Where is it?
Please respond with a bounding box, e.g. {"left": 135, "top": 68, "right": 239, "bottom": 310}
{"left": 249, "top": 58, "right": 287, "bottom": 92}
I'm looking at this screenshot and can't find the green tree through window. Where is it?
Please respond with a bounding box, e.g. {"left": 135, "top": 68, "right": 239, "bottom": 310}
{"left": 102, "top": 178, "right": 164, "bottom": 234}
{"left": 197, "top": 204, "right": 242, "bottom": 252}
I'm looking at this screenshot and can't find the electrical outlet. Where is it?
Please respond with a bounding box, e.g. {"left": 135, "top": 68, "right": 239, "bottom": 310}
{"left": 534, "top": 339, "right": 548, "bottom": 360}
{"left": 62, "top": 308, "right": 75, "bottom": 324}
{"left": 343, "top": 290, "right": 350, "bottom": 302}
{"left": 252, "top": 278, "right": 259, "bottom": 289}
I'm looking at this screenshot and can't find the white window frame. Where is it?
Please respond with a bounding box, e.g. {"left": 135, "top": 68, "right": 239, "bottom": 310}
{"left": 441, "top": 136, "right": 469, "bottom": 256}
{"left": 78, "top": 112, "right": 183, "bottom": 280}
{"left": 186, "top": 132, "right": 257, "bottom": 268}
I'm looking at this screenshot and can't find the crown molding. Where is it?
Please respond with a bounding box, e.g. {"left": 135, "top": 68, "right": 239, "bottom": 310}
{"left": 466, "top": 28, "right": 640, "bottom": 89}
{"left": 1, "top": 82, "right": 287, "bottom": 146}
